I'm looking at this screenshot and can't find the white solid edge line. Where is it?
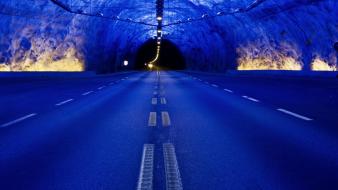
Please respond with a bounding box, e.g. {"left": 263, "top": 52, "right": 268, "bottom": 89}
{"left": 1, "top": 113, "right": 37, "bottom": 127}
{"left": 82, "top": 91, "right": 94, "bottom": 96}
{"left": 277, "top": 108, "right": 313, "bottom": 121}
{"left": 55, "top": 99, "right": 74, "bottom": 106}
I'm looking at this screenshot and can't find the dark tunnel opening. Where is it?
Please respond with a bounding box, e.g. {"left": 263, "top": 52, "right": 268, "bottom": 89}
{"left": 135, "top": 39, "right": 186, "bottom": 70}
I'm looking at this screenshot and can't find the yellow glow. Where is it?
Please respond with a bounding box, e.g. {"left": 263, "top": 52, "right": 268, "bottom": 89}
{"left": 0, "top": 47, "right": 84, "bottom": 72}
{"left": 237, "top": 42, "right": 302, "bottom": 70}
{"left": 148, "top": 63, "right": 154, "bottom": 69}
{"left": 311, "top": 57, "right": 337, "bottom": 71}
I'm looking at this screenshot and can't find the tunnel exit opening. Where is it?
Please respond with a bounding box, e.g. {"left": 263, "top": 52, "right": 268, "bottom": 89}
{"left": 135, "top": 39, "right": 186, "bottom": 70}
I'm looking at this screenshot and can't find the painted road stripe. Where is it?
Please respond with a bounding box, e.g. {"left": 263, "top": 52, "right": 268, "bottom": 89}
{"left": 161, "top": 112, "right": 171, "bottom": 127}
{"left": 109, "top": 82, "right": 115, "bottom": 85}
{"left": 277, "top": 108, "right": 313, "bottom": 121}
{"left": 82, "top": 91, "right": 93, "bottom": 96}
{"left": 224, "top": 89, "right": 233, "bottom": 93}
{"left": 204, "top": 81, "right": 209, "bottom": 84}
{"left": 1, "top": 113, "right": 37, "bottom": 127}
{"left": 55, "top": 99, "right": 73, "bottom": 106}
{"left": 242, "top": 95, "right": 260, "bottom": 102}
{"left": 148, "top": 112, "right": 157, "bottom": 127}
{"left": 198, "top": 79, "right": 202, "bottom": 81}
{"left": 163, "top": 143, "right": 183, "bottom": 190}
{"left": 152, "top": 98, "right": 158, "bottom": 105}
{"left": 153, "top": 91, "right": 158, "bottom": 95}
{"left": 161, "top": 98, "right": 167, "bottom": 105}
{"left": 98, "top": 86, "right": 106, "bottom": 90}
{"left": 211, "top": 84, "right": 219, "bottom": 88}
{"left": 137, "top": 144, "right": 154, "bottom": 190}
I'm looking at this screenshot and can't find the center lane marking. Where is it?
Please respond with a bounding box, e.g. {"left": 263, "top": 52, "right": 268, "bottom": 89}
{"left": 160, "top": 98, "right": 167, "bottom": 105}
{"left": 211, "top": 84, "right": 219, "bottom": 88}
{"left": 55, "top": 99, "right": 74, "bottom": 106}
{"left": 137, "top": 144, "right": 154, "bottom": 190}
{"left": 1, "top": 113, "right": 37, "bottom": 127}
{"left": 163, "top": 143, "right": 183, "bottom": 190}
{"left": 161, "top": 112, "right": 171, "bottom": 127}
{"left": 152, "top": 98, "right": 158, "bottom": 105}
{"left": 148, "top": 112, "right": 157, "bottom": 127}
{"left": 277, "top": 108, "right": 313, "bottom": 121}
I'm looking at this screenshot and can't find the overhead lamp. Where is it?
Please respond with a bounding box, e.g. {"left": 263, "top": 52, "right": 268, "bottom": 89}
{"left": 157, "top": 30, "right": 162, "bottom": 33}
{"left": 123, "top": 60, "right": 128, "bottom": 66}
{"left": 217, "top": 11, "right": 224, "bottom": 16}
{"left": 202, "top": 14, "right": 208, "bottom": 18}
{"left": 157, "top": 16, "right": 162, "bottom": 21}
{"left": 187, "top": 18, "right": 192, "bottom": 21}
{"left": 157, "top": 41, "right": 161, "bottom": 45}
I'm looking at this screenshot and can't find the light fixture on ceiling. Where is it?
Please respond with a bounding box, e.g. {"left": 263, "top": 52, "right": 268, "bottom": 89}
{"left": 202, "top": 14, "right": 208, "bottom": 18}
{"left": 157, "top": 16, "right": 163, "bottom": 21}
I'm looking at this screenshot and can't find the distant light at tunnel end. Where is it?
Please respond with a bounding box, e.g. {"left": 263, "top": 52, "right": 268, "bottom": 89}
{"left": 123, "top": 60, "right": 128, "bottom": 66}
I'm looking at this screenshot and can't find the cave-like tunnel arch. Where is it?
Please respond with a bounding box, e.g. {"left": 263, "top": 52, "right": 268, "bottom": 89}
{"left": 134, "top": 39, "right": 186, "bottom": 70}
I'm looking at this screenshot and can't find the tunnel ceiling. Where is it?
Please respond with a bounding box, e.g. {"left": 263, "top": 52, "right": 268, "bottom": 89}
{"left": 0, "top": 0, "right": 337, "bottom": 72}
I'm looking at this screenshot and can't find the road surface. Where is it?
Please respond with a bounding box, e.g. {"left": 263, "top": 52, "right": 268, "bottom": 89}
{"left": 1, "top": 71, "right": 338, "bottom": 190}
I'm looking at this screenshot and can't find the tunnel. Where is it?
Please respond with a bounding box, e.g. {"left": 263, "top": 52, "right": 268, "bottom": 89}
{"left": 1, "top": 1, "right": 338, "bottom": 189}
{"left": 135, "top": 39, "right": 186, "bottom": 70}
{"left": 0, "top": 0, "right": 337, "bottom": 72}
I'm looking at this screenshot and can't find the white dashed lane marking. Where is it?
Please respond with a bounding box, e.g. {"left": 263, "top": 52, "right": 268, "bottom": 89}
{"left": 211, "top": 84, "right": 219, "bottom": 88}
{"left": 137, "top": 144, "right": 154, "bottom": 190}
{"left": 1, "top": 113, "right": 37, "bottom": 128}
{"left": 277, "top": 108, "right": 313, "bottom": 121}
{"left": 98, "top": 86, "right": 106, "bottom": 90}
{"left": 148, "top": 112, "right": 157, "bottom": 127}
{"left": 152, "top": 98, "right": 158, "bottom": 105}
{"left": 224, "top": 89, "right": 233, "bottom": 93}
{"left": 55, "top": 99, "right": 74, "bottom": 106}
{"left": 161, "top": 111, "right": 171, "bottom": 127}
{"left": 82, "top": 91, "right": 93, "bottom": 96}
{"left": 242, "top": 95, "right": 260, "bottom": 102}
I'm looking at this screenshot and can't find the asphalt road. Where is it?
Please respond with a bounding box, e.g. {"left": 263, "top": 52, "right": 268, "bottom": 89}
{"left": 1, "top": 71, "right": 338, "bottom": 190}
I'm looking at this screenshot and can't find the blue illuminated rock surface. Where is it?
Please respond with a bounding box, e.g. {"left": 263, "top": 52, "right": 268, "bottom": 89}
{"left": 0, "top": 0, "right": 337, "bottom": 72}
